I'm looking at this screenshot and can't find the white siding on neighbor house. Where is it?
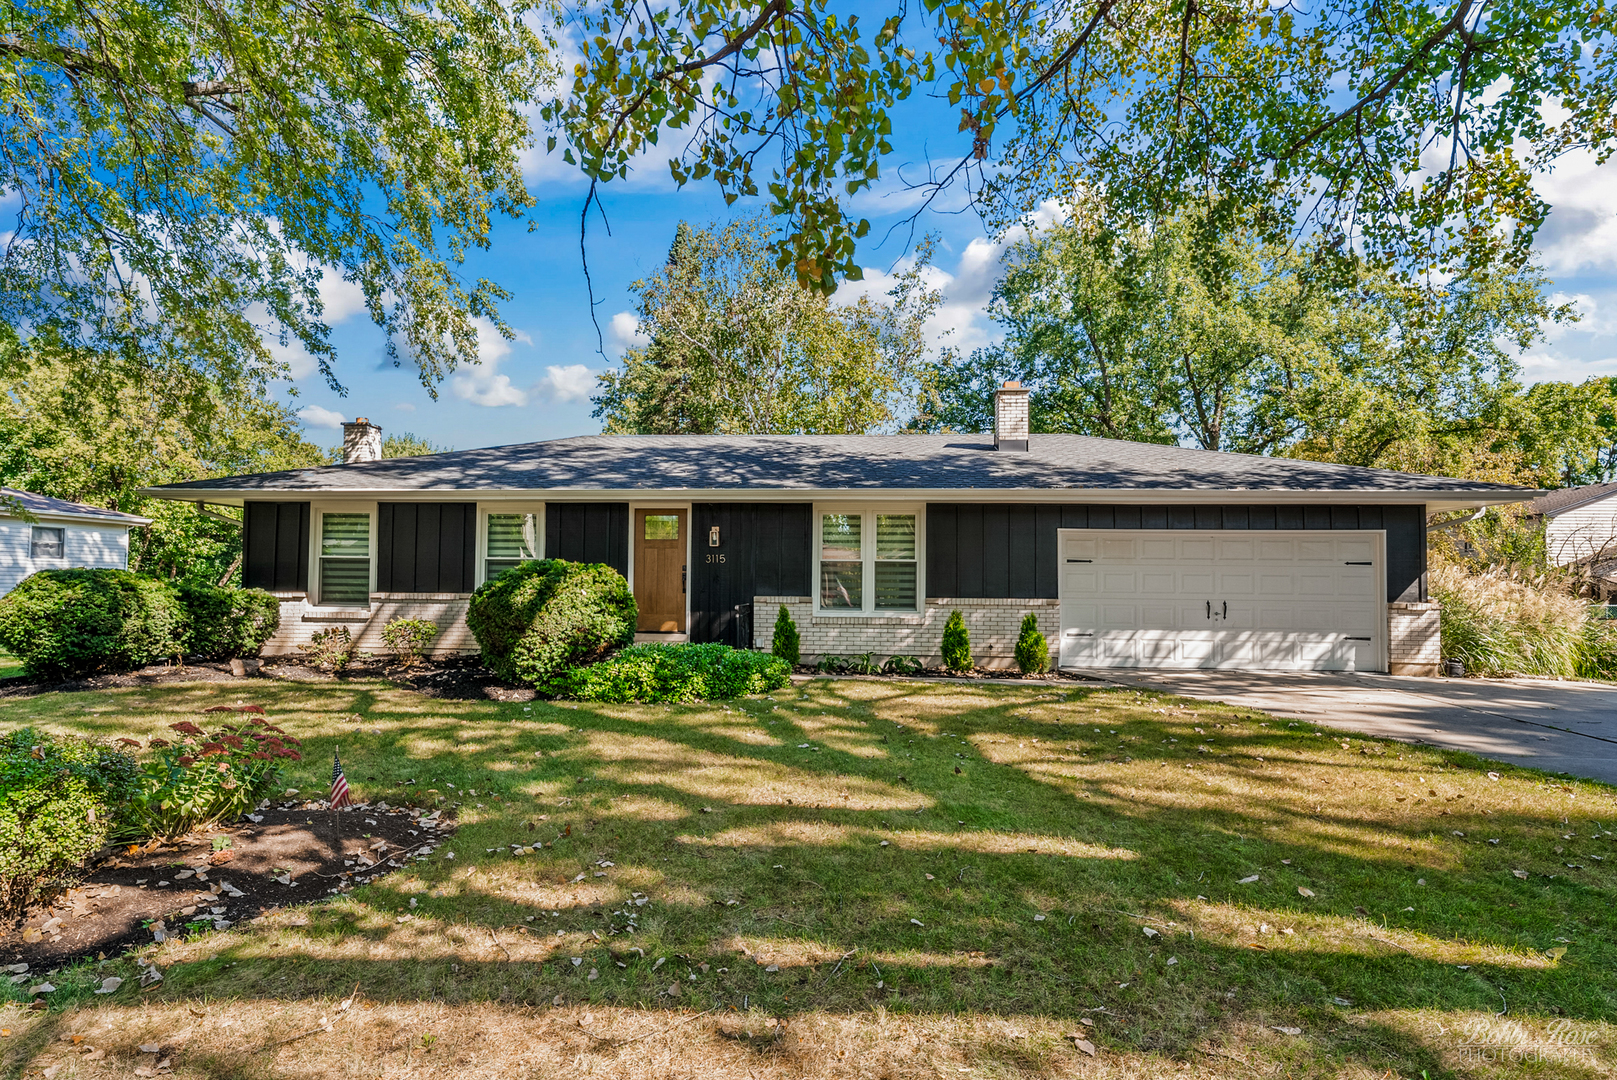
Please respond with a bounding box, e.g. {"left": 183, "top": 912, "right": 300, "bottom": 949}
{"left": 0, "top": 517, "right": 133, "bottom": 594}
{"left": 1546, "top": 499, "right": 1617, "bottom": 565}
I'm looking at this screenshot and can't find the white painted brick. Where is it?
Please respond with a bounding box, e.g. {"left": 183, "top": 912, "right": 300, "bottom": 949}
{"left": 261, "top": 593, "right": 478, "bottom": 658}
{"left": 755, "top": 595, "right": 1057, "bottom": 670}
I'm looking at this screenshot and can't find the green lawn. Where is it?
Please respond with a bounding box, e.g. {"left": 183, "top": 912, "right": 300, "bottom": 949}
{"left": 0, "top": 676, "right": 1612, "bottom": 1079}
{"left": 0, "top": 650, "right": 23, "bottom": 679}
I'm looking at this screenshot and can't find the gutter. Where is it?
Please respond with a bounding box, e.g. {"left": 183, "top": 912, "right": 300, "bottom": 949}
{"left": 1426, "top": 507, "right": 1488, "bottom": 533}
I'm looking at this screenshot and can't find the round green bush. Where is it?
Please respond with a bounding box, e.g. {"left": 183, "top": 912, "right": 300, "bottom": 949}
{"left": 555, "top": 643, "right": 791, "bottom": 703}
{"left": 0, "top": 727, "right": 138, "bottom": 912}
{"left": 0, "top": 569, "right": 186, "bottom": 678}
{"left": 466, "top": 559, "right": 637, "bottom": 690}
{"left": 174, "top": 582, "right": 281, "bottom": 659}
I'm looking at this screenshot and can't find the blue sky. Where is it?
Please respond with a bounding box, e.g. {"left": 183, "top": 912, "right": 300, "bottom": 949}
{"left": 280, "top": 73, "right": 1617, "bottom": 455}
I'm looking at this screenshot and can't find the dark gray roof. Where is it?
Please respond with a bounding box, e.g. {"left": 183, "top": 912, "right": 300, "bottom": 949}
{"left": 1528, "top": 482, "right": 1617, "bottom": 516}
{"left": 2, "top": 488, "right": 151, "bottom": 524}
{"left": 145, "top": 434, "right": 1534, "bottom": 498}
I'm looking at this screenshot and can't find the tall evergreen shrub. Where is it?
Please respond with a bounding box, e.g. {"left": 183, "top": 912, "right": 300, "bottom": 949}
{"left": 771, "top": 605, "right": 801, "bottom": 666}
{"left": 941, "top": 609, "right": 972, "bottom": 671}
{"left": 1014, "top": 612, "right": 1049, "bottom": 674}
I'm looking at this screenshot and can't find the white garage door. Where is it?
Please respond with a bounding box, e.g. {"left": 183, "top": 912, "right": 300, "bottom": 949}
{"left": 1057, "top": 529, "right": 1386, "bottom": 672}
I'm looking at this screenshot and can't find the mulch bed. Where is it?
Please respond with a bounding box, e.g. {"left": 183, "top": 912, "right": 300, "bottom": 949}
{"left": 1, "top": 803, "right": 455, "bottom": 974}
{"left": 0, "top": 656, "right": 533, "bottom": 702}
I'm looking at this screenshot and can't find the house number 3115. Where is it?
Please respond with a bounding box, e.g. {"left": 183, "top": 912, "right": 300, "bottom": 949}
{"left": 706, "top": 553, "right": 726, "bottom": 564}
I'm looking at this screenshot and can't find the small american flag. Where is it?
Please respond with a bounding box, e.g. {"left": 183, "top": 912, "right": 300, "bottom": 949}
{"left": 329, "top": 749, "right": 351, "bottom": 809}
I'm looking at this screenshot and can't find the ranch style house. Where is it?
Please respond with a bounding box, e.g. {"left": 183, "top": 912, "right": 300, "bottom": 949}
{"left": 146, "top": 385, "right": 1537, "bottom": 676}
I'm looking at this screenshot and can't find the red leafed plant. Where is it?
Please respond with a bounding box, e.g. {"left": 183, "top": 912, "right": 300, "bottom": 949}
{"left": 123, "top": 719, "right": 302, "bottom": 840}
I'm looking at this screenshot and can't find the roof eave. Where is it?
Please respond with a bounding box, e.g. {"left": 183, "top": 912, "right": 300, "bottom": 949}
{"left": 140, "top": 485, "right": 1539, "bottom": 512}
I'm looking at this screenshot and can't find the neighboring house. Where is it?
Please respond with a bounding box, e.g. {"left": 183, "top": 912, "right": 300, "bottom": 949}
{"left": 144, "top": 394, "right": 1536, "bottom": 676}
{"left": 1528, "top": 482, "right": 1617, "bottom": 594}
{"left": 0, "top": 489, "right": 152, "bottom": 594}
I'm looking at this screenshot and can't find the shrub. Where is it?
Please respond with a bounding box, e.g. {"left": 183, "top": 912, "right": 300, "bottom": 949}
{"left": 771, "top": 605, "right": 801, "bottom": 666}
{"left": 126, "top": 719, "right": 301, "bottom": 840}
{"left": 0, "top": 728, "right": 138, "bottom": 911}
{"left": 0, "top": 569, "right": 185, "bottom": 678}
{"left": 554, "top": 643, "right": 791, "bottom": 703}
{"left": 467, "top": 559, "right": 636, "bottom": 690}
{"left": 300, "top": 625, "right": 355, "bottom": 671}
{"left": 941, "top": 609, "right": 972, "bottom": 672}
{"left": 381, "top": 617, "right": 440, "bottom": 664}
{"left": 174, "top": 582, "right": 281, "bottom": 659}
{"left": 1014, "top": 612, "right": 1049, "bottom": 675}
{"left": 815, "top": 654, "right": 849, "bottom": 674}
{"left": 881, "top": 654, "right": 924, "bottom": 676}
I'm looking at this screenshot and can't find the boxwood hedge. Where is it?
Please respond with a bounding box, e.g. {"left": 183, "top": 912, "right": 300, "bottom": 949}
{"left": 554, "top": 643, "right": 791, "bottom": 703}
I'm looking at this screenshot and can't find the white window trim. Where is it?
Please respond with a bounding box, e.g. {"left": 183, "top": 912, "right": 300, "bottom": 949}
{"left": 310, "top": 502, "right": 377, "bottom": 607}
{"left": 30, "top": 525, "right": 66, "bottom": 560}
{"left": 476, "top": 502, "right": 546, "bottom": 587}
{"left": 812, "top": 502, "right": 925, "bottom": 617}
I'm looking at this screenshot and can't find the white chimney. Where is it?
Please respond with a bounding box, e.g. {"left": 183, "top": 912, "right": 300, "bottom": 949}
{"left": 341, "top": 417, "right": 383, "bottom": 464}
{"left": 994, "top": 381, "right": 1030, "bottom": 451}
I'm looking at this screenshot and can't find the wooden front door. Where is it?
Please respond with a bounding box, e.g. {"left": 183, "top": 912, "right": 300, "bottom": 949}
{"left": 633, "top": 509, "right": 687, "bottom": 632}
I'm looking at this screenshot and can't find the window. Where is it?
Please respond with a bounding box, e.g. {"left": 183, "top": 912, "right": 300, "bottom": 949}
{"left": 319, "top": 512, "right": 371, "bottom": 605}
{"left": 643, "top": 514, "right": 679, "bottom": 540}
{"left": 485, "top": 512, "right": 540, "bottom": 581}
{"left": 30, "top": 526, "right": 64, "bottom": 559}
{"left": 818, "top": 510, "right": 919, "bottom": 614}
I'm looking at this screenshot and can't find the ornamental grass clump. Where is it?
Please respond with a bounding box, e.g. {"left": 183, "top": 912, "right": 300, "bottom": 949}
{"left": 1431, "top": 564, "right": 1593, "bottom": 678}
{"left": 0, "top": 728, "right": 138, "bottom": 912}
{"left": 128, "top": 719, "right": 302, "bottom": 840}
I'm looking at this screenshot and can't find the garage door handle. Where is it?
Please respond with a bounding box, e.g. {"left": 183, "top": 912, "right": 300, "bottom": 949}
{"left": 1345, "top": 636, "right": 1371, "bottom": 641}
{"left": 1066, "top": 558, "right": 1092, "bottom": 563}
{"left": 1065, "top": 631, "right": 1093, "bottom": 637}
{"left": 1344, "top": 561, "right": 1372, "bottom": 565}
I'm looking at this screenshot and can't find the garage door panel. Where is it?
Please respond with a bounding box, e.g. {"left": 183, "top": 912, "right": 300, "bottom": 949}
{"left": 1140, "top": 538, "right": 1177, "bottom": 559}
{"left": 1057, "top": 528, "right": 1384, "bottom": 672}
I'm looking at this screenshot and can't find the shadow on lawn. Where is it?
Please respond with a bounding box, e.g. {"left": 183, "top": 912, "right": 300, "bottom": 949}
{"left": 11, "top": 677, "right": 1616, "bottom": 1075}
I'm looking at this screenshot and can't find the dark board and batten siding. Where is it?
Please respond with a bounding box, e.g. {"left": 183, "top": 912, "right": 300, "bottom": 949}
{"left": 691, "top": 503, "right": 813, "bottom": 645}
{"left": 243, "top": 501, "right": 310, "bottom": 592}
{"left": 376, "top": 503, "right": 477, "bottom": 593}
{"left": 926, "top": 503, "right": 1427, "bottom": 603}
{"left": 545, "top": 503, "right": 630, "bottom": 576}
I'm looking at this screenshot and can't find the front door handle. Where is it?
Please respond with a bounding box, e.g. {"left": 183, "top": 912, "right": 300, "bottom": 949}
{"left": 682, "top": 565, "right": 686, "bottom": 593}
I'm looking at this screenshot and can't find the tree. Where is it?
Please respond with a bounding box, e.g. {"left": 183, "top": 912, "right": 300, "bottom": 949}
{"left": 593, "top": 218, "right": 942, "bottom": 435}
{"left": 549, "top": 0, "right": 1617, "bottom": 289}
{"left": 383, "top": 433, "right": 450, "bottom": 459}
{"left": 913, "top": 202, "right": 1565, "bottom": 476}
{"left": 1512, "top": 379, "right": 1617, "bottom": 488}
{"left": 3, "top": 0, "right": 552, "bottom": 428}
{"left": 0, "top": 356, "right": 327, "bottom": 585}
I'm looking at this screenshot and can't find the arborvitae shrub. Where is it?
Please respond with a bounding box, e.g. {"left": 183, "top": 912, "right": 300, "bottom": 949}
{"left": 941, "top": 609, "right": 972, "bottom": 671}
{"left": 1014, "top": 612, "right": 1049, "bottom": 674}
{"left": 772, "top": 605, "right": 801, "bottom": 666}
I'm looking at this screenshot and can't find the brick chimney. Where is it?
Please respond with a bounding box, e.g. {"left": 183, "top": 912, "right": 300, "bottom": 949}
{"left": 341, "top": 417, "right": 383, "bottom": 464}
{"left": 994, "top": 381, "right": 1030, "bottom": 451}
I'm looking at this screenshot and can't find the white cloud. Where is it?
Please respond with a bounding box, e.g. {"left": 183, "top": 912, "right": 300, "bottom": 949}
{"left": 394, "top": 402, "right": 416, "bottom": 412}
{"left": 832, "top": 200, "right": 1067, "bottom": 356}
{"left": 1532, "top": 149, "right": 1617, "bottom": 275}
{"left": 539, "top": 363, "right": 596, "bottom": 402}
{"left": 298, "top": 405, "right": 346, "bottom": 429}
{"left": 449, "top": 318, "right": 536, "bottom": 407}
{"left": 607, "top": 310, "right": 649, "bottom": 355}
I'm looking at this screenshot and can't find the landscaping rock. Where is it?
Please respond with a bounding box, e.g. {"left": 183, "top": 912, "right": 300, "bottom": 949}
{"left": 228, "top": 658, "right": 264, "bottom": 677}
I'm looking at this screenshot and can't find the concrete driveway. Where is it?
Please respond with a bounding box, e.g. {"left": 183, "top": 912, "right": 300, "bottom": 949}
{"left": 1062, "top": 668, "right": 1617, "bottom": 785}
